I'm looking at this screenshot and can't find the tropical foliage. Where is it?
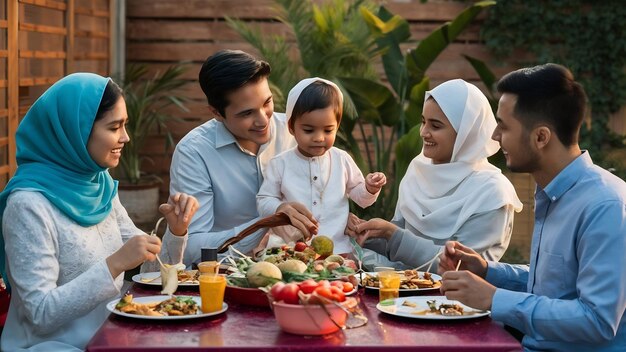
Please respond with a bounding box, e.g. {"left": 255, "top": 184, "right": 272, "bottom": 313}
{"left": 115, "top": 64, "right": 189, "bottom": 185}
{"left": 228, "top": 0, "right": 495, "bottom": 219}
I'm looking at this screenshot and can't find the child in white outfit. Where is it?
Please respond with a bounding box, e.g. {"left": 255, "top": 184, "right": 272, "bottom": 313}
{"left": 257, "top": 77, "right": 386, "bottom": 254}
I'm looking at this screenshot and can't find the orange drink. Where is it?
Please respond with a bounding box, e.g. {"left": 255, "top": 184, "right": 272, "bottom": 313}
{"left": 378, "top": 271, "right": 400, "bottom": 302}
{"left": 199, "top": 274, "right": 226, "bottom": 313}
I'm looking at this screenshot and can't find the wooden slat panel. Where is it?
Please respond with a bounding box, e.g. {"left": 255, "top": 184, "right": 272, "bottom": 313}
{"left": 9, "top": 0, "right": 19, "bottom": 176}
{"left": 0, "top": 109, "right": 8, "bottom": 118}
{"left": 0, "top": 165, "right": 10, "bottom": 176}
{"left": 20, "top": 22, "right": 67, "bottom": 35}
{"left": 20, "top": 50, "right": 67, "bottom": 59}
{"left": 0, "top": 20, "right": 7, "bottom": 28}
{"left": 127, "top": 0, "right": 277, "bottom": 19}
{"left": 74, "top": 7, "right": 109, "bottom": 18}
{"left": 127, "top": 19, "right": 482, "bottom": 42}
{"left": 66, "top": 0, "right": 75, "bottom": 73}
{"left": 73, "top": 52, "right": 108, "bottom": 60}
{"left": 0, "top": 50, "right": 8, "bottom": 58}
{"left": 75, "top": 29, "right": 109, "bottom": 39}
{"left": 0, "top": 137, "right": 8, "bottom": 147}
{"left": 127, "top": 42, "right": 259, "bottom": 62}
{"left": 19, "top": 76, "right": 59, "bottom": 86}
{"left": 127, "top": 0, "right": 475, "bottom": 21}
{"left": 19, "top": 106, "right": 30, "bottom": 116}
{"left": 20, "top": 0, "right": 67, "bottom": 11}
{"left": 0, "top": 80, "right": 6, "bottom": 88}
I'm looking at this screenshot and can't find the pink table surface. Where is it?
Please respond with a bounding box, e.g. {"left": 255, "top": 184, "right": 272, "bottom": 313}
{"left": 87, "top": 283, "right": 522, "bottom": 352}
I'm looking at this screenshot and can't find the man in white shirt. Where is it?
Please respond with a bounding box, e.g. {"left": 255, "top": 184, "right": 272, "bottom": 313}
{"left": 169, "top": 50, "right": 318, "bottom": 266}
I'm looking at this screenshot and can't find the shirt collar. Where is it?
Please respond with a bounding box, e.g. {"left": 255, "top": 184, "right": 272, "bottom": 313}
{"left": 541, "top": 150, "right": 592, "bottom": 202}
{"left": 213, "top": 119, "right": 256, "bottom": 156}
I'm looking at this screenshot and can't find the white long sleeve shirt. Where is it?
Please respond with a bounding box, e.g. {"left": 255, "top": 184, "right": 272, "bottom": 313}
{"left": 257, "top": 147, "right": 379, "bottom": 254}
{"left": 1, "top": 191, "right": 186, "bottom": 351}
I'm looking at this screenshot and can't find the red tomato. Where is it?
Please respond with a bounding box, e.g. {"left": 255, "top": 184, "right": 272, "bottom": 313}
{"left": 294, "top": 242, "right": 308, "bottom": 252}
{"left": 270, "top": 282, "right": 285, "bottom": 300}
{"left": 298, "top": 279, "right": 318, "bottom": 294}
{"left": 314, "top": 286, "right": 334, "bottom": 301}
{"left": 342, "top": 282, "right": 354, "bottom": 293}
{"left": 330, "top": 281, "right": 345, "bottom": 290}
{"left": 278, "top": 283, "right": 301, "bottom": 304}
{"left": 330, "top": 286, "right": 346, "bottom": 302}
{"left": 317, "top": 280, "right": 331, "bottom": 288}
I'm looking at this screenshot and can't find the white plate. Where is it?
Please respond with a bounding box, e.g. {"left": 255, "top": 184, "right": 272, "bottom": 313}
{"left": 132, "top": 271, "right": 199, "bottom": 287}
{"left": 106, "top": 295, "right": 227, "bottom": 320}
{"left": 376, "top": 296, "right": 490, "bottom": 320}
{"left": 358, "top": 271, "right": 442, "bottom": 292}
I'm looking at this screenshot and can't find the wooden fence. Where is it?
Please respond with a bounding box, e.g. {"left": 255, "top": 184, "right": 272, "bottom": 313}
{"left": 0, "top": 0, "right": 113, "bottom": 186}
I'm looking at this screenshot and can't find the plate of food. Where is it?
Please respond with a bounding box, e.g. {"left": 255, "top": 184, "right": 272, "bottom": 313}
{"left": 376, "top": 296, "right": 489, "bottom": 320}
{"left": 359, "top": 270, "right": 442, "bottom": 291}
{"left": 132, "top": 270, "right": 199, "bottom": 287}
{"left": 106, "top": 294, "right": 227, "bottom": 320}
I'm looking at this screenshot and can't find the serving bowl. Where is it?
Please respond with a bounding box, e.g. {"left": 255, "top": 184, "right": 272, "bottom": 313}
{"left": 224, "top": 285, "right": 270, "bottom": 308}
{"left": 272, "top": 301, "right": 347, "bottom": 335}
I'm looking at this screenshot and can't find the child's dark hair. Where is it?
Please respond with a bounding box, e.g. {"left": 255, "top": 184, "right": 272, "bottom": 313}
{"left": 95, "top": 79, "right": 123, "bottom": 121}
{"left": 289, "top": 81, "right": 342, "bottom": 130}
{"left": 199, "top": 50, "right": 271, "bottom": 117}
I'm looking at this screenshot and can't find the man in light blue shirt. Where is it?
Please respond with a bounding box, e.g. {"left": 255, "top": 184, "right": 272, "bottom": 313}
{"left": 168, "top": 50, "right": 317, "bottom": 266}
{"left": 438, "top": 63, "right": 626, "bottom": 351}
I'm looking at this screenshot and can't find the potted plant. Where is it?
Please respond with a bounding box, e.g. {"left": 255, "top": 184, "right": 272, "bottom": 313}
{"left": 113, "top": 63, "right": 189, "bottom": 226}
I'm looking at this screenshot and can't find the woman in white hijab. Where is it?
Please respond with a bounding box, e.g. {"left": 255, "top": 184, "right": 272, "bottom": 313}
{"left": 350, "top": 79, "right": 522, "bottom": 271}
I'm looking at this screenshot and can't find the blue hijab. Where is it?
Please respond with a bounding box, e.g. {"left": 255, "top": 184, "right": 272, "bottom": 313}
{"left": 0, "top": 72, "right": 118, "bottom": 283}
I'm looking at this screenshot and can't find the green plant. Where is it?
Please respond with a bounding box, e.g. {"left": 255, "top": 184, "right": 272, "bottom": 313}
{"left": 115, "top": 64, "right": 189, "bottom": 185}
{"left": 480, "top": 0, "right": 626, "bottom": 179}
{"left": 228, "top": 0, "right": 494, "bottom": 219}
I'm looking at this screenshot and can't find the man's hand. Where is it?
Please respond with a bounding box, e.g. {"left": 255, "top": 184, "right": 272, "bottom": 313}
{"left": 365, "top": 172, "right": 387, "bottom": 194}
{"left": 159, "top": 192, "right": 199, "bottom": 236}
{"left": 440, "top": 270, "right": 496, "bottom": 311}
{"left": 276, "top": 202, "right": 319, "bottom": 241}
{"left": 438, "top": 241, "right": 488, "bottom": 277}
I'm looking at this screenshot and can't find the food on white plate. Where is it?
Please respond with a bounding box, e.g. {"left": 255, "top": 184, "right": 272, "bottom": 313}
{"left": 115, "top": 294, "right": 198, "bottom": 316}
{"left": 362, "top": 270, "right": 440, "bottom": 289}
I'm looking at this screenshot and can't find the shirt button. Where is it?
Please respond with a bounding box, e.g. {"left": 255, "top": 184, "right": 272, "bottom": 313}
{"left": 313, "top": 201, "right": 317, "bottom": 205}
{"left": 313, "top": 176, "right": 318, "bottom": 181}
{"left": 551, "top": 196, "right": 556, "bottom": 201}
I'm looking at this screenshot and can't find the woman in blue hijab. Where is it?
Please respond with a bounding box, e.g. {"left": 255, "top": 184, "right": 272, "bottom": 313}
{"left": 0, "top": 73, "right": 198, "bottom": 351}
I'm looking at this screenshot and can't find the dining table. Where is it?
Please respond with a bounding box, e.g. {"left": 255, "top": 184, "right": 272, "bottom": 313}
{"left": 87, "top": 277, "right": 522, "bottom": 352}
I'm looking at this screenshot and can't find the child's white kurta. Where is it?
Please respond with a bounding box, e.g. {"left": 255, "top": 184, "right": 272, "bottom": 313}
{"left": 257, "top": 147, "right": 379, "bottom": 254}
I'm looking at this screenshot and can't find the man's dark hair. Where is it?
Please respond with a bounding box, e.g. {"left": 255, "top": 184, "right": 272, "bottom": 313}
{"left": 198, "top": 50, "right": 271, "bottom": 117}
{"left": 95, "top": 79, "right": 123, "bottom": 121}
{"left": 497, "top": 63, "right": 587, "bottom": 146}
{"left": 289, "top": 81, "right": 343, "bottom": 131}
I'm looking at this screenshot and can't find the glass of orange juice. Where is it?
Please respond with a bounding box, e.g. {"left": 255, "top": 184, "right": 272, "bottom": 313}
{"left": 199, "top": 274, "right": 226, "bottom": 313}
{"left": 378, "top": 271, "right": 400, "bottom": 302}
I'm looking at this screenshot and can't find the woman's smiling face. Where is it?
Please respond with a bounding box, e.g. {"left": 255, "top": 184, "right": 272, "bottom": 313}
{"left": 87, "top": 97, "right": 129, "bottom": 169}
{"left": 420, "top": 98, "right": 457, "bottom": 164}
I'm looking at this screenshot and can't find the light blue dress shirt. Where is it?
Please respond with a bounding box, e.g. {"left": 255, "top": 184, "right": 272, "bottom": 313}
{"left": 487, "top": 152, "right": 626, "bottom": 351}
{"left": 168, "top": 113, "right": 296, "bottom": 266}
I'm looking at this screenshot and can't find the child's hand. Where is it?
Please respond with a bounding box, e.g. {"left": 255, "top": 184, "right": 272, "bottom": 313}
{"left": 365, "top": 172, "right": 387, "bottom": 194}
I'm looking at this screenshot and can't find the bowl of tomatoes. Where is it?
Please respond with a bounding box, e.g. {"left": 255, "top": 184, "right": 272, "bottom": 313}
{"left": 269, "top": 279, "right": 355, "bottom": 335}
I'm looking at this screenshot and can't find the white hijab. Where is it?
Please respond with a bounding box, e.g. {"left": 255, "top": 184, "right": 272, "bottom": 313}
{"left": 397, "top": 79, "right": 522, "bottom": 240}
